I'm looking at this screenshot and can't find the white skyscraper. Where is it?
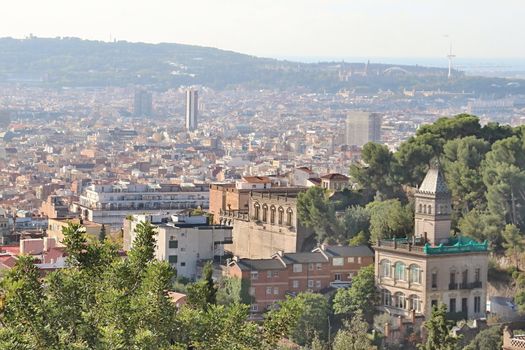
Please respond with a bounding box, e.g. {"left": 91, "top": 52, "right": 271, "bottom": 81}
{"left": 185, "top": 89, "right": 198, "bottom": 131}
{"left": 345, "top": 111, "right": 382, "bottom": 147}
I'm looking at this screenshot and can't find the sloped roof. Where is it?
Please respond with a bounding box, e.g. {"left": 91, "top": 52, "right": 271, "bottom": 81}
{"left": 321, "top": 245, "right": 374, "bottom": 258}
{"left": 235, "top": 259, "right": 286, "bottom": 271}
{"left": 417, "top": 166, "right": 449, "bottom": 195}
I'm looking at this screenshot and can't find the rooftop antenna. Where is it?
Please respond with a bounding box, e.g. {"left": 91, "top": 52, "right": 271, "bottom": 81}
{"left": 444, "top": 35, "right": 455, "bottom": 79}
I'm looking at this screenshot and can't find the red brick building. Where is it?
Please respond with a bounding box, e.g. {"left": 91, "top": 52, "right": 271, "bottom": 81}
{"left": 227, "top": 245, "right": 374, "bottom": 313}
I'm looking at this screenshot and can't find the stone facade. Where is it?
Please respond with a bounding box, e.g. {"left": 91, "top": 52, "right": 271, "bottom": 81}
{"left": 375, "top": 165, "right": 489, "bottom": 322}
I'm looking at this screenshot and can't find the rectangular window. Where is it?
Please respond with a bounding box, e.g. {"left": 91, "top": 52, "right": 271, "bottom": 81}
{"left": 267, "top": 271, "right": 272, "bottom": 279}
{"left": 348, "top": 272, "right": 354, "bottom": 279}
{"left": 315, "top": 280, "right": 321, "bottom": 288}
{"left": 316, "top": 263, "right": 322, "bottom": 270}
{"left": 462, "top": 298, "right": 468, "bottom": 313}
{"left": 309, "top": 263, "right": 314, "bottom": 271}
{"left": 251, "top": 271, "right": 258, "bottom": 280}
{"left": 431, "top": 272, "right": 438, "bottom": 288}
{"left": 293, "top": 264, "right": 302, "bottom": 273}
{"left": 272, "top": 271, "right": 279, "bottom": 278}
{"left": 180, "top": 262, "right": 186, "bottom": 267}
{"left": 168, "top": 240, "right": 178, "bottom": 249}
{"left": 273, "top": 287, "right": 279, "bottom": 295}
{"left": 332, "top": 258, "right": 344, "bottom": 266}
{"left": 474, "top": 296, "right": 481, "bottom": 313}
{"left": 168, "top": 255, "right": 177, "bottom": 264}
{"left": 292, "top": 280, "right": 299, "bottom": 288}
{"left": 308, "top": 280, "right": 314, "bottom": 288}
{"left": 266, "top": 287, "right": 272, "bottom": 295}
{"left": 180, "top": 248, "right": 186, "bottom": 252}
{"left": 348, "top": 257, "right": 355, "bottom": 263}
{"left": 251, "top": 304, "right": 258, "bottom": 312}
{"left": 334, "top": 273, "right": 342, "bottom": 281}
{"left": 449, "top": 298, "right": 456, "bottom": 313}
{"left": 475, "top": 268, "right": 481, "bottom": 282}
{"left": 431, "top": 300, "right": 438, "bottom": 309}
{"left": 357, "top": 257, "right": 362, "bottom": 264}
{"left": 249, "top": 287, "right": 256, "bottom": 296}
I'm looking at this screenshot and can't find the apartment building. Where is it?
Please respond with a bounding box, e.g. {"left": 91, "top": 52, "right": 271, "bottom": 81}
{"left": 74, "top": 182, "right": 209, "bottom": 229}
{"left": 124, "top": 213, "right": 232, "bottom": 279}
{"left": 227, "top": 245, "right": 374, "bottom": 313}
{"left": 375, "top": 165, "right": 489, "bottom": 322}
{"left": 47, "top": 217, "right": 103, "bottom": 245}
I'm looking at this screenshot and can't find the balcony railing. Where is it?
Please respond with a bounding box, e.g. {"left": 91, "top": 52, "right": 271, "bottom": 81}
{"left": 449, "top": 283, "right": 458, "bottom": 290}
{"left": 446, "top": 310, "right": 468, "bottom": 321}
{"left": 459, "top": 281, "right": 482, "bottom": 289}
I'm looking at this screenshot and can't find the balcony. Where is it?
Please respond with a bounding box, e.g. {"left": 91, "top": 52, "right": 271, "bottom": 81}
{"left": 459, "top": 281, "right": 482, "bottom": 290}
{"left": 446, "top": 310, "right": 468, "bottom": 321}
{"left": 448, "top": 283, "right": 458, "bottom": 290}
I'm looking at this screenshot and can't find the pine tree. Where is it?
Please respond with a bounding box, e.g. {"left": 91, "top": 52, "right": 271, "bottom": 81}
{"left": 99, "top": 224, "right": 107, "bottom": 242}
{"left": 418, "top": 304, "right": 459, "bottom": 350}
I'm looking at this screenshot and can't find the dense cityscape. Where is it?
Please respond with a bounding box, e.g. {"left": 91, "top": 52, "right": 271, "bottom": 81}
{"left": 1, "top": 2, "right": 525, "bottom": 349}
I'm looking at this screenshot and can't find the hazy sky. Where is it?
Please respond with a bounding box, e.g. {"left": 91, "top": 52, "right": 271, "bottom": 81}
{"left": 0, "top": 0, "right": 523, "bottom": 59}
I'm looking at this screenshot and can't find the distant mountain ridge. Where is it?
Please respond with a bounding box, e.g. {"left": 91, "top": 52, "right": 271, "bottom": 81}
{"left": 0, "top": 36, "right": 522, "bottom": 94}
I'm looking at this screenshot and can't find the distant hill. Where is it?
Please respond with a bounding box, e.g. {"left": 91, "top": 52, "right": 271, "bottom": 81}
{"left": 0, "top": 36, "right": 523, "bottom": 94}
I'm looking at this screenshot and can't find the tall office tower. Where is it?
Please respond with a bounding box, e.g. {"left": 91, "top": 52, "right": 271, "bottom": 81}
{"left": 133, "top": 89, "right": 153, "bottom": 117}
{"left": 185, "top": 89, "right": 198, "bottom": 131}
{"left": 345, "top": 111, "right": 382, "bottom": 147}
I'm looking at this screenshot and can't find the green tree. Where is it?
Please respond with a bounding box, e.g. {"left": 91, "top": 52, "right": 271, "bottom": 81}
{"left": 333, "top": 265, "right": 377, "bottom": 321}
{"left": 332, "top": 311, "right": 374, "bottom": 350}
{"left": 418, "top": 304, "right": 459, "bottom": 350}
{"left": 187, "top": 261, "right": 217, "bottom": 310}
{"left": 463, "top": 326, "right": 502, "bottom": 350}
{"left": 502, "top": 224, "right": 525, "bottom": 269}
{"left": 290, "top": 293, "right": 330, "bottom": 346}
{"left": 99, "top": 224, "right": 107, "bottom": 242}
{"left": 0, "top": 255, "right": 51, "bottom": 348}
{"left": 442, "top": 136, "right": 490, "bottom": 212}
{"left": 263, "top": 296, "right": 304, "bottom": 348}
{"left": 340, "top": 206, "right": 370, "bottom": 242}
{"left": 127, "top": 221, "right": 157, "bottom": 277}
{"left": 350, "top": 142, "right": 399, "bottom": 199}
{"left": 297, "top": 186, "right": 339, "bottom": 243}
{"left": 366, "top": 199, "right": 413, "bottom": 242}
{"left": 216, "top": 276, "right": 252, "bottom": 305}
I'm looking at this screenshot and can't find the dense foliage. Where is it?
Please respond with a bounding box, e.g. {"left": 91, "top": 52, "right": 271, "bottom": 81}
{"left": 299, "top": 116, "right": 525, "bottom": 247}
{"left": 0, "top": 222, "right": 302, "bottom": 349}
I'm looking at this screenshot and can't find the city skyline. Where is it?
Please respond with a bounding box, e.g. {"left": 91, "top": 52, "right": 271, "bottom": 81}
{"left": 0, "top": 0, "right": 524, "bottom": 59}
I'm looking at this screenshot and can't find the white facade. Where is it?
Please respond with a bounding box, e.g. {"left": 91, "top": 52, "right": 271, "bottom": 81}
{"left": 128, "top": 214, "right": 232, "bottom": 279}
{"left": 75, "top": 182, "right": 209, "bottom": 229}
{"left": 345, "top": 111, "right": 382, "bottom": 147}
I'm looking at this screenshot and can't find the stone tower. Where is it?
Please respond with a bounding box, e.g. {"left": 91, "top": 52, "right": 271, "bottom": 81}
{"left": 414, "top": 164, "right": 452, "bottom": 245}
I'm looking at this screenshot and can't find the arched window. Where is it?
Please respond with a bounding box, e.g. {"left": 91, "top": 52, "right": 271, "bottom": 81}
{"left": 270, "top": 206, "right": 276, "bottom": 224}
{"left": 423, "top": 205, "right": 427, "bottom": 214}
{"left": 286, "top": 208, "right": 293, "bottom": 226}
{"left": 381, "top": 289, "right": 392, "bottom": 306}
{"left": 394, "top": 262, "right": 406, "bottom": 281}
{"left": 380, "top": 259, "right": 391, "bottom": 278}
{"left": 419, "top": 204, "right": 422, "bottom": 213}
{"left": 253, "top": 203, "right": 260, "bottom": 221}
{"left": 278, "top": 207, "right": 284, "bottom": 225}
{"left": 262, "top": 204, "right": 268, "bottom": 222}
{"left": 428, "top": 205, "right": 432, "bottom": 214}
{"left": 394, "top": 292, "right": 406, "bottom": 309}
{"left": 409, "top": 295, "right": 422, "bottom": 313}
{"left": 409, "top": 264, "right": 421, "bottom": 284}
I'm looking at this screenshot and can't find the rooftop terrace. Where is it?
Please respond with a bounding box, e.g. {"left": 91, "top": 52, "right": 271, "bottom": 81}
{"left": 376, "top": 236, "right": 488, "bottom": 255}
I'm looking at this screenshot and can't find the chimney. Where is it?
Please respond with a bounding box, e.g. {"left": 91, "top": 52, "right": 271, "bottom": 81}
{"left": 277, "top": 250, "right": 284, "bottom": 257}
{"left": 232, "top": 256, "right": 239, "bottom": 262}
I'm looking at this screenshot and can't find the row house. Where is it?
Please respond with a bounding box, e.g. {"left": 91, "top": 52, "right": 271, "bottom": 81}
{"left": 227, "top": 245, "right": 374, "bottom": 314}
